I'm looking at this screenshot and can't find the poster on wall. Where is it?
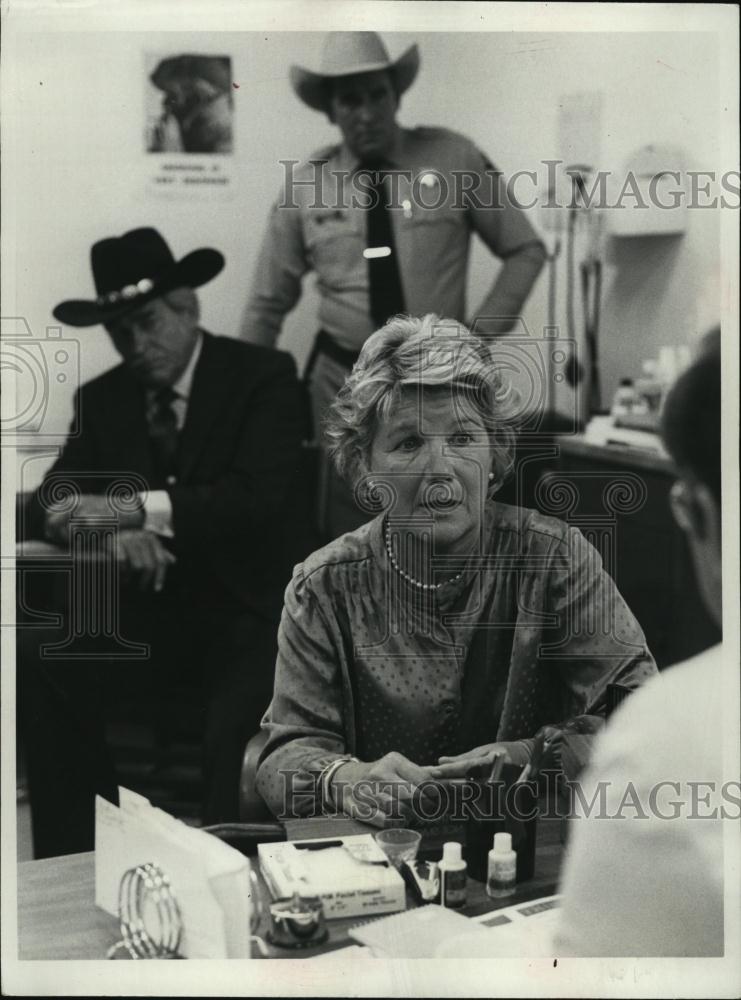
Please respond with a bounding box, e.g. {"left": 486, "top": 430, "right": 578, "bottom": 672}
{"left": 144, "top": 52, "right": 235, "bottom": 198}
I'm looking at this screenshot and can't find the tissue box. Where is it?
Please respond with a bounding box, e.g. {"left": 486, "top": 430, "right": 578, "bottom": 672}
{"left": 258, "top": 834, "right": 406, "bottom": 919}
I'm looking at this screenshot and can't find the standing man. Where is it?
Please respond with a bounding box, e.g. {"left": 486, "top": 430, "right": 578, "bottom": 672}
{"left": 19, "top": 228, "right": 307, "bottom": 856}
{"left": 241, "top": 31, "right": 546, "bottom": 539}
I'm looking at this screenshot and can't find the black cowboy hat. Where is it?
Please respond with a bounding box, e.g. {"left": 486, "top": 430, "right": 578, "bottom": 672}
{"left": 52, "top": 227, "right": 225, "bottom": 328}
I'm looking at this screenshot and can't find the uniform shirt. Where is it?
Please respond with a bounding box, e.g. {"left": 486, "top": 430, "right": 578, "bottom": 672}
{"left": 256, "top": 502, "right": 657, "bottom": 817}
{"left": 242, "top": 126, "right": 546, "bottom": 352}
{"left": 554, "top": 644, "right": 726, "bottom": 957}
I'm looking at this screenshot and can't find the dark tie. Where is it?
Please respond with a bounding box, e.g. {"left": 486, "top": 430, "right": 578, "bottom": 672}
{"left": 148, "top": 386, "right": 179, "bottom": 485}
{"left": 363, "top": 166, "right": 406, "bottom": 329}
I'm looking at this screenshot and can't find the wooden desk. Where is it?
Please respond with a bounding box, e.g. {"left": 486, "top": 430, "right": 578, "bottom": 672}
{"left": 17, "top": 817, "right": 563, "bottom": 961}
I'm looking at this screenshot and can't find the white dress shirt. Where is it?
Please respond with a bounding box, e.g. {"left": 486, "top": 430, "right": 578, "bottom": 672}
{"left": 553, "top": 643, "right": 727, "bottom": 956}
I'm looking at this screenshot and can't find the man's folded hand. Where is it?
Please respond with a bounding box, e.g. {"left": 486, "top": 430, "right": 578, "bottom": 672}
{"left": 112, "top": 529, "right": 176, "bottom": 593}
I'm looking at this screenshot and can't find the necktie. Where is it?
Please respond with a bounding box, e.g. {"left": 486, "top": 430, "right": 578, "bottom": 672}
{"left": 148, "top": 386, "right": 179, "bottom": 485}
{"left": 364, "top": 166, "right": 406, "bottom": 329}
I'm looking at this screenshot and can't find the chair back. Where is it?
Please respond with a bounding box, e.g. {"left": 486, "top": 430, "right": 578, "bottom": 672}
{"left": 239, "top": 728, "right": 274, "bottom": 823}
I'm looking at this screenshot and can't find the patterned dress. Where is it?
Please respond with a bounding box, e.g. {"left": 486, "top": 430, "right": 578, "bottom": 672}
{"left": 256, "top": 502, "right": 657, "bottom": 817}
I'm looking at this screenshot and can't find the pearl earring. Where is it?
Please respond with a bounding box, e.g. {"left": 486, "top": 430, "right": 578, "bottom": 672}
{"left": 488, "top": 472, "right": 495, "bottom": 481}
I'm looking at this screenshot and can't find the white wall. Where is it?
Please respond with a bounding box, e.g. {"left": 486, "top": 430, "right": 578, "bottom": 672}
{"left": 7, "top": 29, "right": 721, "bottom": 458}
{"left": 405, "top": 32, "right": 721, "bottom": 407}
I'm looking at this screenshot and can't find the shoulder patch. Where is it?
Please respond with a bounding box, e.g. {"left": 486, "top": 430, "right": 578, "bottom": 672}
{"left": 412, "top": 125, "right": 450, "bottom": 140}
{"left": 410, "top": 124, "right": 471, "bottom": 148}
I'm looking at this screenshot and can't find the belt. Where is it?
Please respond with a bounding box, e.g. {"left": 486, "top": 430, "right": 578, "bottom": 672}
{"left": 304, "top": 330, "right": 361, "bottom": 381}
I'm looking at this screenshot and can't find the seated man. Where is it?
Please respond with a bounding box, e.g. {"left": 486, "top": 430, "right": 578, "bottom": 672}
{"left": 18, "top": 227, "right": 308, "bottom": 857}
{"left": 555, "top": 333, "right": 728, "bottom": 956}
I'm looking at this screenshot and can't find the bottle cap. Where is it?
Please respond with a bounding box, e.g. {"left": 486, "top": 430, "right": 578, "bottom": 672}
{"left": 493, "top": 832, "right": 513, "bottom": 854}
{"left": 442, "top": 842, "right": 462, "bottom": 864}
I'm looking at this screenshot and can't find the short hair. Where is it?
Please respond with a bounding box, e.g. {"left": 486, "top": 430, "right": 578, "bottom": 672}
{"left": 325, "top": 313, "right": 520, "bottom": 487}
{"left": 660, "top": 329, "right": 721, "bottom": 503}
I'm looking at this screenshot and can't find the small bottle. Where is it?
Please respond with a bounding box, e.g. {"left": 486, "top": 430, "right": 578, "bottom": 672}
{"left": 486, "top": 832, "right": 517, "bottom": 898}
{"left": 438, "top": 841, "right": 467, "bottom": 909}
{"left": 611, "top": 378, "right": 636, "bottom": 423}
{"left": 636, "top": 360, "right": 662, "bottom": 414}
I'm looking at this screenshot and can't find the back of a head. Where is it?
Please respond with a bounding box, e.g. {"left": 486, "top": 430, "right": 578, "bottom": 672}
{"left": 660, "top": 331, "right": 721, "bottom": 504}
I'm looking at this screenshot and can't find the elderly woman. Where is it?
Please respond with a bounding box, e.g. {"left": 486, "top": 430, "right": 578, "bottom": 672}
{"left": 256, "top": 315, "right": 657, "bottom": 824}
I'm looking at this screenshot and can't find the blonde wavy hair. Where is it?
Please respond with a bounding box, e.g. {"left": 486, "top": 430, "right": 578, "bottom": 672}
{"left": 325, "top": 314, "right": 520, "bottom": 488}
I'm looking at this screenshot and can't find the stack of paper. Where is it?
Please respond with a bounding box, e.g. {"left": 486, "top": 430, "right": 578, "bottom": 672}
{"left": 95, "top": 788, "right": 252, "bottom": 958}
{"left": 436, "top": 896, "right": 563, "bottom": 958}
{"left": 349, "top": 905, "right": 491, "bottom": 957}
{"left": 319, "top": 896, "right": 563, "bottom": 959}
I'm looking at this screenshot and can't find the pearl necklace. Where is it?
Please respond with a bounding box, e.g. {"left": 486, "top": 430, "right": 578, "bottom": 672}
{"left": 384, "top": 522, "right": 464, "bottom": 591}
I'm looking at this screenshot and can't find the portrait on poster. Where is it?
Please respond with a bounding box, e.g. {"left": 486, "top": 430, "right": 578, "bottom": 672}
{"left": 144, "top": 52, "right": 234, "bottom": 196}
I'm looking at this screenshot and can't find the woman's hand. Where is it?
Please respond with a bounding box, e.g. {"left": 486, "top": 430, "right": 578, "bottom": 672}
{"left": 429, "top": 741, "right": 532, "bottom": 781}
{"left": 330, "top": 752, "right": 440, "bottom": 828}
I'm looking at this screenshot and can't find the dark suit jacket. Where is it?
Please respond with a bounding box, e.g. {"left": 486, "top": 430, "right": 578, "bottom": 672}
{"left": 28, "top": 331, "right": 309, "bottom": 620}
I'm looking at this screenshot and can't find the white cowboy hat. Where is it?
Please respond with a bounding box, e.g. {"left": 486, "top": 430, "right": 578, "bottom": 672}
{"left": 290, "top": 31, "right": 420, "bottom": 113}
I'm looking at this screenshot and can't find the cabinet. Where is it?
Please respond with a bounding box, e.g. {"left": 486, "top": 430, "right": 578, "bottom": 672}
{"left": 545, "top": 437, "right": 719, "bottom": 669}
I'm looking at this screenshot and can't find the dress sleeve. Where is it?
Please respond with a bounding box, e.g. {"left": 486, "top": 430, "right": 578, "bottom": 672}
{"left": 537, "top": 526, "right": 658, "bottom": 777}
{"left": 255, "top": 566, "right": 351, "bottom": 818}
